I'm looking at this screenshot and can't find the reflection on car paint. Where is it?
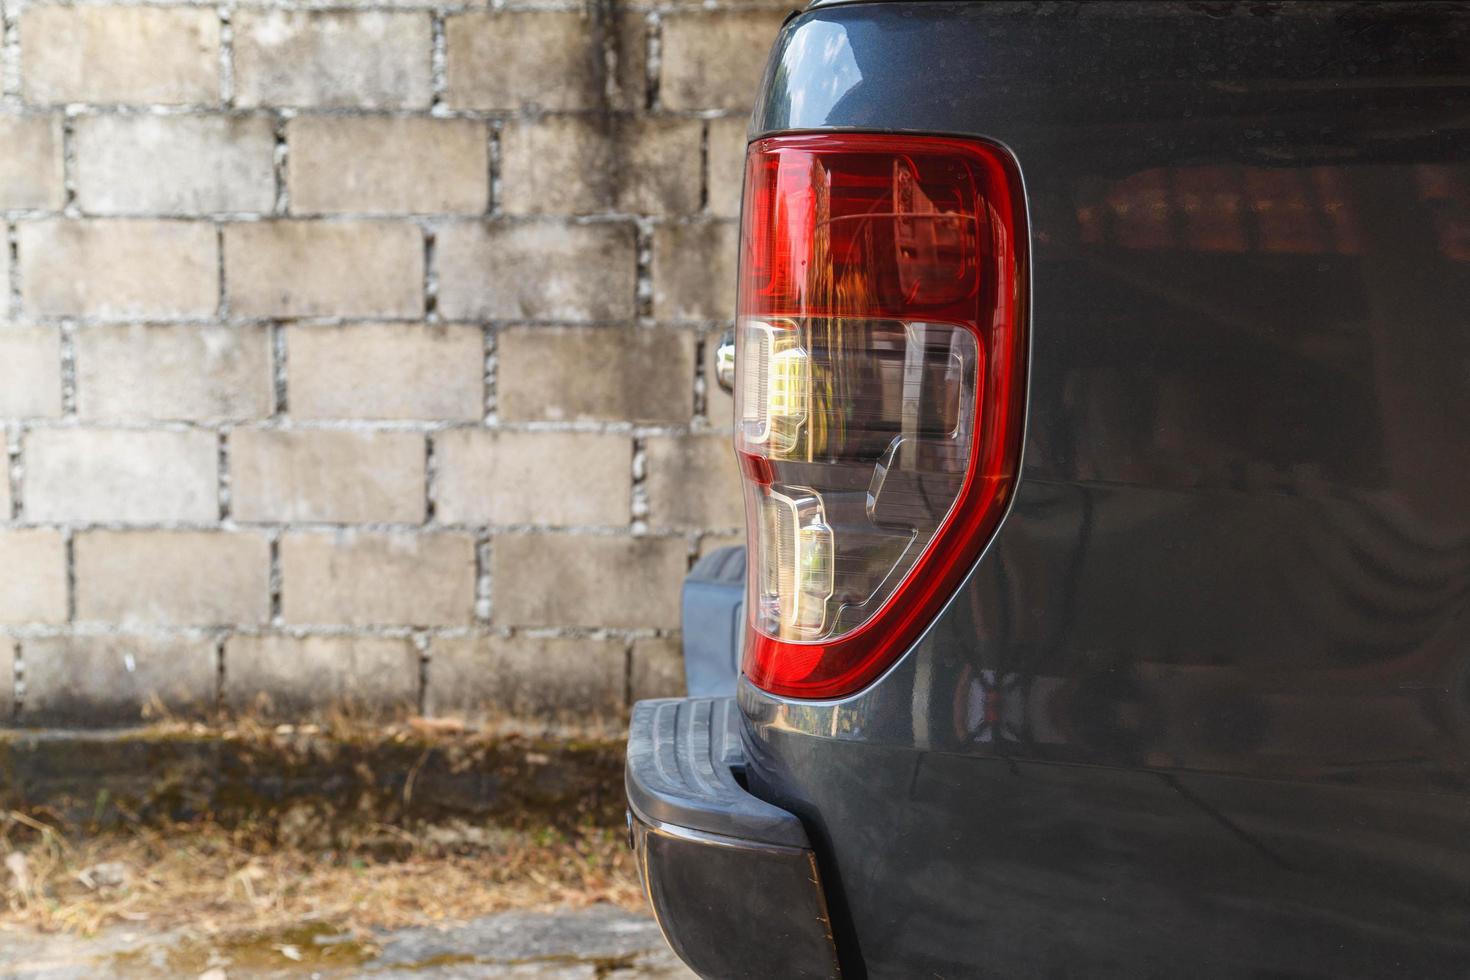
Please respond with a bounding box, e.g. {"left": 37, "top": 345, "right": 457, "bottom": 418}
{"left": 742, "top": 3, "right": 1470, "bottom": 975}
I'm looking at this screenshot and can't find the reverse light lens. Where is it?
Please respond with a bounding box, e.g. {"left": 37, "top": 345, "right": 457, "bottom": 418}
{"left": 740, "top": 320, "right": 809, "bottom": 454}
{"left": 758, "top": 489, "right": 833, "bottom": 637}
{"left": 736, "top": 135, "right": 1026, "bottom": 700}
{"left": 741, "top": 317, "right": 980, "bottom": 642}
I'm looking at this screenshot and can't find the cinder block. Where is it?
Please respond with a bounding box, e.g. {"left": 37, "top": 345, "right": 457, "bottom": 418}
{"left": 645, "top": 434, "right": 744, "bottom": 530}
{"left": 230, "top": 429, "right": 426, "bottom": 524}
{"left": 437, "top": 222, "right": 635, "bottom": 322}
{"left": 0, "top": 325, "right": 62, "bottom": 418}
{"left": 74, "top": 323, "right": 272, "bottom": 421}
{"left": 496, "top": 116, "right": 610, "bottom": 217}
{"left": 288, "top": 116, "right": 489, "bottom": 215}
{"left": 19, "top": 635, "right": 217, "bottom": 726}
{"left": 75, "top": 530, "right": 270, "bottom": 627}
{"left": 0, "top": 529, "right": 68, "bottom": 625}
{"left": 444, "top": 11, "right": 644, "bottom": 112}
{"left": 19, "top": 220, "right": 219, "bottom": 318}
{"left": 434, "top": 429, "right": 630, "bottom": 527}
{"left": 280, "top": 530, "right": 476, "bottom": 626}
{"left": 707, "top": 116, "right": 749, "bottom": 219}
{"left": 631, "top": 635, "right": 686, "bottom": 702}
{"left": 496, "top": 326, "right": 693, "bottom": 424}
{"left": 287, "top": 323, "right": 484, "bottom": 421}
{"left": 652, "top": 222, "right": 738, "bottom": 320}
{"left": 499, "top": 116, "right": 701, "bottom": 216}
{"left": 618, "top": 117, "right": 706, "bottom": 216}
{"left": 490, "top": 533, "right": 686, "bottom": 629}
{"left": 234, "top": 11, "right": 432, "bottom": 109}
{"left": 25, "top": 428, "right": 219, "bottom": 523}
{"left": 74, "top": 114, "right": 276, "bottom": 215}
{"left": 224, "top": 220, "right": 424, "bottom": 318}
{"left": 0, "top": 115, "right": 64, "bottom": 210}
{"left": 659, "top": 11, "right": 786, "bottom": 112}
{"left": 20, "top": 7, "right": 221, "bottom": 106}
{"left": 425, "top": 634, "right": 625, "bottom": 727}
{"left": 224, "top": 634, "right": 419, "bottom": 718}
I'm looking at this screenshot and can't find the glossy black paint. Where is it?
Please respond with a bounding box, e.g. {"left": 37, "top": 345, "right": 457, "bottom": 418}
{"left": 739, "top": 3, "right": 1470, "bottom": 977}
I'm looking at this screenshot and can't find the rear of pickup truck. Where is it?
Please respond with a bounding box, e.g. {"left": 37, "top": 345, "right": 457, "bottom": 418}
{"left": 626, "top": 3, "right": 1470, "bottom": 977}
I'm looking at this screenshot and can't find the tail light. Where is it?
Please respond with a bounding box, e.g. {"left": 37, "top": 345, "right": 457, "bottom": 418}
{"left": 736, "top": 134, "right": 1026, "bottom": 700}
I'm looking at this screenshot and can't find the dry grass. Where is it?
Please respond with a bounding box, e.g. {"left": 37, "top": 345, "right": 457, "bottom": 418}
{"left": 0, "top": 813, "right": 642, "bottom": 945}
{"left": 0, "top": 717, "right": 645, "bottom": 954}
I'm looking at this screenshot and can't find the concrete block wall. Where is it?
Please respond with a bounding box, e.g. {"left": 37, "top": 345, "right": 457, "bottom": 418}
{"left": 0, "top": 0, "right": 789, "bottom": 730}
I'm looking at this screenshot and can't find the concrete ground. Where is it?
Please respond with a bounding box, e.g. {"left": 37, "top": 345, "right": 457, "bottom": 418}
{"left": 0, "top": 906, "right": 695, "bottom": 980}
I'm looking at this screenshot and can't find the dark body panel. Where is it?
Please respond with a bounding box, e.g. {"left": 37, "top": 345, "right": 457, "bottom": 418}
{"left": 740, "top": 3, "right": 1470, "bottom": 976}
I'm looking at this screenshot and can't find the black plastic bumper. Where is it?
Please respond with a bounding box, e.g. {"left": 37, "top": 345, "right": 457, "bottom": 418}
{"left": 625, "top": 697, "right": 841, "bottom": 979}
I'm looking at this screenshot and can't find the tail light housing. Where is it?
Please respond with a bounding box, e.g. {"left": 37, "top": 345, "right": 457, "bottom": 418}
{"left": 736, "top": 134, "right": 1026, "bottom": 700}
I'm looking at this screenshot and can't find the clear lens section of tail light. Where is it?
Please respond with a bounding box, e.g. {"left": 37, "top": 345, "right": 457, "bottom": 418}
{"left": 736, "top": 135, "right": 1026, "bottom": 700}
{"left": 740, "top": 317, "right": 979, "bottom": 641}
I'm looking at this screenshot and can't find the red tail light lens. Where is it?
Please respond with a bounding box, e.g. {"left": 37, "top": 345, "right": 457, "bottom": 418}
{"left": 736, "top": 134, "right": 1026, "bottom": 700}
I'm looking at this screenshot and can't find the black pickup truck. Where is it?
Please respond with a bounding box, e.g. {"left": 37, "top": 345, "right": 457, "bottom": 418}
{"left": 627, "top": 3, "right": 1470, "bottom": 977}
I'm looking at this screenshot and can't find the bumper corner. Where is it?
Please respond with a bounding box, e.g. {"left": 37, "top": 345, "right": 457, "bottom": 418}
{"left": 625, "top": 696, "right": 841, "bottom": 979}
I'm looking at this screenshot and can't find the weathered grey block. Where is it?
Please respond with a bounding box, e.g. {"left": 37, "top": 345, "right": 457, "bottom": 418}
{"left": 434, "top": 429, "right": 631, "bottom": 527}
{"left": 0, "top": 114, "right": 64, "bottom": 211}
{"left": 20, "top": 635, "right": 217, "bottom": 726}
{"left": 74, "top": 323, "right": 272, "bottom": 422}
{"left": 707, "top": 116, "right": 750, "bottom": 220}
{"left": 224, "top": 220, "right": 425, "bottom": 319}
{"left": 224, "top": 634, "right": 420, "bottom": 718}
{"left": 438, "top": 221, "right": 640, "bottom": 321}
{"left": 426, "top": 634, "right": 626, "bottom": 727}
{"left": 496, "top": 326, "right": 694, "bottom": 425}
{"left": 74, "top": 530, "right": 271, "bottom": 627}
{"left": 233, "top": 11, "right": 433, "bottom": 109}
{"left": 652, "top": 222, "right": 739, "bottom": 321}
{"left": 20, "top": 7, "right": 221, "bottom": 106}
{"left": 444, "top": 11, "right": 645, "bottom": 112}
{"left": 19, "top": 220, "right": 219, "bottom": 318}
{"left": 74, "top": 115, "right": 277, "bottom": 216}
{"left": 631, "top": 635, "right": 686, "bottom": 702}
{"left": 645, "top": 435, "right": 744, "bottom": 531}
{"left": 287, "top": 116, "right": 489, "bottom": 215}
{"left": 230, "top": 429, "right": 427, "bottom": 524}
{"left": 287, "top": 323, "right": 484, "bottom": 421}
{"left": 0, "top": 325, "right": 62, "bottom": 418}
{"left": 658, "top": 11, "right": 788, "bottom": 112}
{"left": 491, "top": 534, "right": 686, "bottom": 629}
{"left": 499, "top": 116, "right": 702, "bottom": 217}
{"left": 25, "top": 428, "right": 219, "bottom": 524}
{"left": 0, "top": 529, "right": 68, "bottom": 626}
{"left": 280, "top": 530, "right": 476, "bottom": 627}
{"left": 437, "top": 221, "right": 637, "bottom": 322}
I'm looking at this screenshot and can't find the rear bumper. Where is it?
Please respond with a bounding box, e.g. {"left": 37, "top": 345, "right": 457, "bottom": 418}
{"left": 625, "top": 697, "right": 841, "bottom": 979}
